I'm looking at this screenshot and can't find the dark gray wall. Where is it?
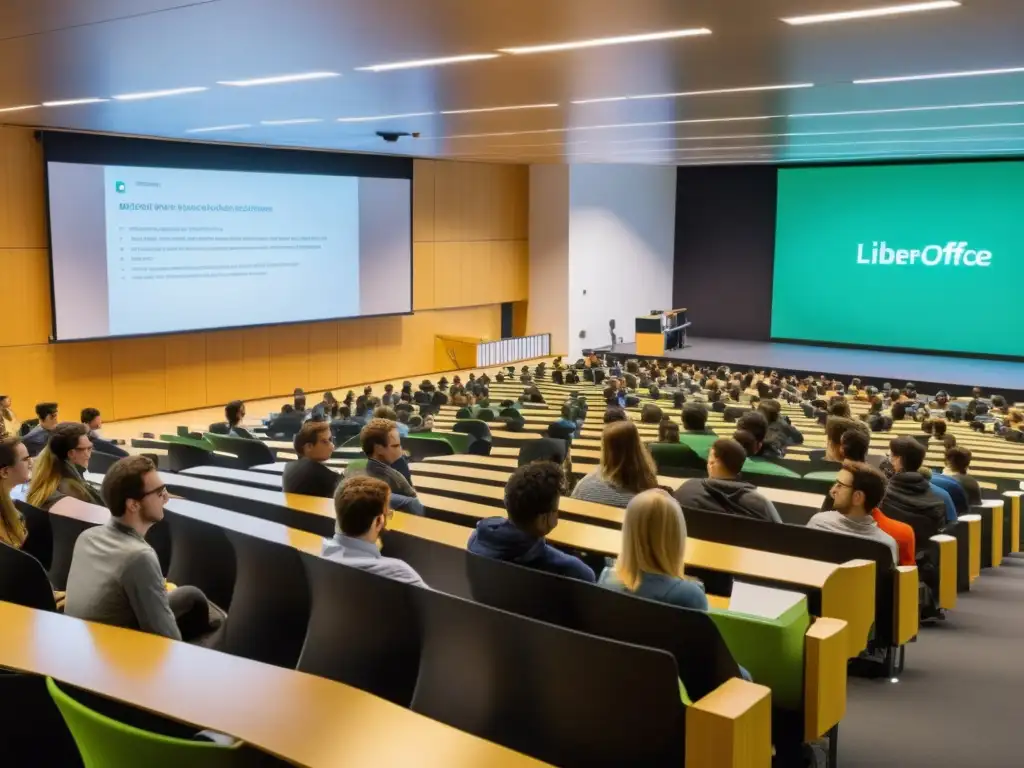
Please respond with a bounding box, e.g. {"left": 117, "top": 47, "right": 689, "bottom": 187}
{"left": 673, "top": 166, "right": 778, "bottom": 341}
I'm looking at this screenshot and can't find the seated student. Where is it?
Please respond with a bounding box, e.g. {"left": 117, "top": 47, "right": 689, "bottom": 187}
{"left": 759, "top": 399, "right": 803, "bottom": 457}
{"left": 374, "top": 405, "right": 409, "bottom": 437}
{"left": 881, "top": 436, "right": 949, "bottom": 539}
{"left": 735, "top": 411, "right": 779, "bottom": 458}
{"left": 656, "top": 419, "right": 680, "bottom": 444}
{"left": 599, "top": 489, "right": 708, "bottom": 609}
{"left": 808, "top": 462, "right": 899, "bottom": 563}
{"left": 282, "top": 421, "right": 340, "bottom": 499}
{"left": 927, "top": 464, "right": 969, "bottom": 519}
{"left": 640, "top": 403, "right": 663, "bottom": 424}
{"left": 341, "top": 418, "right": 424, "bottom": 516}
{"left": 266, "top": 403, "right": 305, "bottom": 438}
{"left": 551, "top": 403, "right": 579, "bottom": 437}
{"left": 27, "top": 423, "right": 104, "bottom": 510}
{"left": 81, "top": 407, "right": 129, "bottom": 458}
{"left": 65, "top": 456, "right": 222, "bottom": 643}
{"left": 22, "top": 402, "right": 60, "bottom": 457}
{"left": 469, "top": 461, "right": 595, "bottom": 582}
{"left": 379, "top": 384, "right": 397, "bottom": 407}
{"left": 0, "top": 394, "right": 20, "bottom": 440}
{"left": 674, "top": 438, "right": 782, "bottom": 523}
{"left": 321, "top": 476, "right": 426, "bottom": 586}
{"left": 0, "top": 437, "right": 30, "bottom": 548}
{"left": 945, "top": 446, "right": 983, "bottom": 506}
{"left": 224, "top": 400, "right": 256, "bottom": 439}
{"left": 572, "top": 421, "right": 659, "bottom": 508}
{"left": 603, "top": 406, "right": 628, "bottom": 424}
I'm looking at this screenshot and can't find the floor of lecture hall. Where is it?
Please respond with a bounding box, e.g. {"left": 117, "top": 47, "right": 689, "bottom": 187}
{"left": 841, "top": 553, "right": 1024, "bottom": 768}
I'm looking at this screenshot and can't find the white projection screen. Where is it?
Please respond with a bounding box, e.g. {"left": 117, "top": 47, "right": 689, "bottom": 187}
{"left": 44, "top": 133, "right": 412, "bottom": 342}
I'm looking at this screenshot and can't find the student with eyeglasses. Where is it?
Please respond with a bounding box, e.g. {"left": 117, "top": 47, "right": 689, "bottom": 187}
{"left": 282, "top": 421, "right": 341, "bottom": 498}
{"left": 65, "top": 455, "right": 224, "bottom": 643}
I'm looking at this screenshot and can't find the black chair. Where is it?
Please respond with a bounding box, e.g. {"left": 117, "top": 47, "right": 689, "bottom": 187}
{"left": 167, "top": 443, "right": 214, "bottom": 472}
{"left": 204, "top": 434, "right": 275, "bottom": 470}
{"left": 208, "top": 421, "right": 231, "bottom": 435}
{"left": 452, "top": 420, "right": 493, "bottom": 456}
{"left": 222, "top": 529, "right": 311, "bottom": 668}
{"left": 163, "top": 504, "right": 237, "bottom": 611}
{"left": 455, "top": 407, "right": 473, "bottom": 419}
{"left": 0, "top": 540, "right": 57, "bottom": 611}
{"left": 547, "top": 423, "right": 575, "bottom": 441}
{"left": 583, "top": 368, "right": 594, "bottom": 382}
{"left": 297, "top": 554, "right": 420, "bottom": 705}
{"left": 477, "top": 408, "right": 496, "bottom": 421}
{"left": 329, "top": 421, "right": 362, "bottom": 444}
{"left": 19, "top": 419, "right": 38, "bottom": 437}
{"left": 430, "top": 391, "right": 449, "bottom": 408}
{"left": 411, "top": 586, "right": 686, "bottom": 768}
{"left": 592, "top": 369, "right": 606, "bottom": 386}
{"left": 413, "top": 391, "right": 431, "bottom": 405}
{"left": 16, "top": 500, "right": 53, "bottom": 571}
{"left": 465, "top": 552, "right": 737, "bottom": 703}
{"left": 87, "top": 451, "right": 122, "bottom": 474}
{"left": 518, "top": 437, "right": 567, "bottom": 466}
{"left": 47, "top": 513, "right": 95, "bottom": 591}
{"left": 402, "top": 436, "right": 456, "bottom": 463}
{"left": 380, "top": 529, "right": 473, "bottom": 599}
{"left": 723, "top": 406, "right": 751, "bottom": 423}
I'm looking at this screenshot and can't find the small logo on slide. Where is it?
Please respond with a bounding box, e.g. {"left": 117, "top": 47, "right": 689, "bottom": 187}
{"left": 115, "top": 181, "right": 127, "bottom": 194}
{"left": 856, "top": 241, "right": 992, "bottom": 267}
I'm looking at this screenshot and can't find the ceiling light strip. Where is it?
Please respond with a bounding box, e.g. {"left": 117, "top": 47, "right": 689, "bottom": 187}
{"left": 0, "top": 104, "right": 38, "bottom": 113}
{"left": 355, "top": 54, "right": 499, "bottom": 73}
{"left": 441, "top": 103, "right": 559, "bottom": 115}
{"left": 573, "top": 82, "right": 813, "bottom": 105}
{"left": 185, "top": 124, "right": 252, "bottom": 133}
{"left": 112, "top": 87, "right": 208, "bottom": 101}
{"left": 336, "top": 112, "right": 435, "bottom": 123}
{"left": 260, "top": 118, "right": 324, "bottom": 125}
{"left": 781, "top": 1, "right": 960, "bottom": 26}
{"left": 498, "top": 28, "right": 711, "bottom": 55}
{"left": 43, "top": 98, "right": 108, "bottom": 107}
{"left": 854, "top": 66, "right": 1024, "bottom": 84}
{"left": 217, "top": 72, "right": 340, "bottom": 87}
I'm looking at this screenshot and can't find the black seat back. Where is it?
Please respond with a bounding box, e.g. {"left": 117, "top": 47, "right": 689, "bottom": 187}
{"left": 87, "top": 451, "right": 122, "bottom": 474}
{"left": 167, "top": 443, "right": 213, "bottom": 472}
{"left": 518, "top": 437, "right": 567, "bottom": 466}
{"left": 381, "top": 529, "right": 472, "bottom": 599}
{"left": 466, "top": 552, "right": 737, "bottom": 702}
{"left": 682, "top": 505, "right": 895, "bottom": 638}
{"left": 0, "top": 540, "right": 57, "bottom": 611}
{"left": 163, "top": 506, "right": 237, "bottom": 611}
{"left": 411, "top": 586, "right": 685, "bottom": 768}
{"left": 16, "top": 500, "right": 53, "bottom": 571}
{"left": 297, "top": 553, "right": 420, "bottom": 705}
{"left": 205, "top": 434, "right": 275, "bottom": 470}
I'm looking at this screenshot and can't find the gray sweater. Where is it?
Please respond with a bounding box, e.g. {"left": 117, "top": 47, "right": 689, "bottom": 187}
{"left": 321, "top": 533, "right": 426, "bottom": 586}
{"left": 807, "top": 510, "right": 899, "bottom": 563}
{"left": 64, "top": 519, "right": 180, "bottom": 640}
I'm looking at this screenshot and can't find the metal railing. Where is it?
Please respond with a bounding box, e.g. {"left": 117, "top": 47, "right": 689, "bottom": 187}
{"left": 476, "top": 334, "right": 551, "bottom": 367}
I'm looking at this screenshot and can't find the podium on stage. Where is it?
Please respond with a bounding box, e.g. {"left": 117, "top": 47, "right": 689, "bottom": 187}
{"left": 635, "top": 308, "right": 689, "bottom": 356}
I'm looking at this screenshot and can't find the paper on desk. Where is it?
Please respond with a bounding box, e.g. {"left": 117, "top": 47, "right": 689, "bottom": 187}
{"left": 727, "top": 581, "right": 805, "bottom": 620}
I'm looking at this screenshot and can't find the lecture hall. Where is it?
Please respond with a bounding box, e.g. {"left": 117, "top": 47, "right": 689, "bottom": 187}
{"left": 2, "top": 1, "right": 1023, "bottom": 766}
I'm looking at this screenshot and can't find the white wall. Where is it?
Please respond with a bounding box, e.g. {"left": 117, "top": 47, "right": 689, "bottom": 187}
{"left": 527, "top": 165, "right": 570, "bottom": 355}
{"left": 567, "top": 165, "right": 677, "bottom": 359}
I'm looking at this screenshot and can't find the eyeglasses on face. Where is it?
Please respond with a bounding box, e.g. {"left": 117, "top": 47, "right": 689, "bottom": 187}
{"left": 832, "top": 479, "right": 853, "bottom": 490}
{"left": 137, "top": 485, "right": 168, "bottom": 499}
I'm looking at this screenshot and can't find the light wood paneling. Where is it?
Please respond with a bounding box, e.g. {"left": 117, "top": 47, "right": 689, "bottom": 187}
{"left": 0, "top": 129, "right": 526, "bottom": 422}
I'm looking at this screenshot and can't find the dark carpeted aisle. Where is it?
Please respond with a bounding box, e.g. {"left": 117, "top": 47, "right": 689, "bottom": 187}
{"left": 840, "top": 554, "right": 1024, "bottom": 767}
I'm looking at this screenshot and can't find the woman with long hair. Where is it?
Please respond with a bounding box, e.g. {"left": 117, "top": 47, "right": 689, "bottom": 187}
{"left": 0, "top": 437, "right": 31, "bottom": 548}
{"left": 27, "top": 423, "right": 103, "bottom": 510}
{"left": 598, "top": 488, "right": 707, "bottom": 610}
{"left": 571, "top": 420, "right": 658, "bottom": 508}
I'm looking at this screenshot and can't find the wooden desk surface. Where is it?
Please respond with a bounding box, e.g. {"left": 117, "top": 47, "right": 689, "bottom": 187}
{"left": 0, "top": 602, "right": 545, "bottom": 768}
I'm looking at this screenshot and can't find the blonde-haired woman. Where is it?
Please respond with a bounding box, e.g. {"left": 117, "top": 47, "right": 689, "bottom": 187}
{"left": 0, "top": 437, "right": 31, "bottom": 548}
{"left": 598, "top": 488, "right": 708, "bottom": 610}
{"left": 571, "top": 420, "right": 659, "bottom": 508}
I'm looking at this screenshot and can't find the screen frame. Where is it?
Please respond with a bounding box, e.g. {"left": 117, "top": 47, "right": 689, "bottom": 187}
{"left": 41, "top": 131, "right": 414, "bottom": 344}
{"left": 769, "top": 155, "right": 1024, "bottom": 362}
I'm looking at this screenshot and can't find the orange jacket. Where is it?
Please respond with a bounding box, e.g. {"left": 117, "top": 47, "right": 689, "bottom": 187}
{"left": 871, "top": 508, "right": 916, "bottom": 567}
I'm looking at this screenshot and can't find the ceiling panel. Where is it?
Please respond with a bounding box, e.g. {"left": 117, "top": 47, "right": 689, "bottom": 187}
{"left": 0, "top": 0, "right": 1021, "bottom": 165}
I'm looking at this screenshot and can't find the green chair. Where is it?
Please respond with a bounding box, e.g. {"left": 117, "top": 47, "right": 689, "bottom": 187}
{"left": 648, "top": 443, "right": 706, "bottom": 475}
{"left": 46, "top": 677, "right": 247, "bottom": 767}
{"left": 678, "top": 433, "right": 717, "bottom": 458}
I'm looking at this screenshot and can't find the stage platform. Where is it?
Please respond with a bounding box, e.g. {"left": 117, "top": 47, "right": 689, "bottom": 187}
{"left": 600, "top": 337, "right": 1024, "bottom": 400}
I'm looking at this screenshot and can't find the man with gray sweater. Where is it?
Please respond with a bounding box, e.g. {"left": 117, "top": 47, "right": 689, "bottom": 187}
{"left": 807, "top": 461, "right": 898, "bottom": 564}
{"left": 673, "top": 438, "right": 782, "bottom": 522}
{"left": 64, "top": 456, "right": 221, "bottom": 642}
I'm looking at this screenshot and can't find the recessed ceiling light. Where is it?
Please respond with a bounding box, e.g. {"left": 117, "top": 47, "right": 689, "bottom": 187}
{"left": 355, "top": 54, "right": 499, "bottom": 73}
{"left": 854, "top": 66, "right": 1024, "bottom": 85}
{"left": 573, "top": 83, "right": 814, "bottom": 105}
{"left": 441, "top": 103, "right": 559, "bottom": 115}
{"left": 43, "top": 98, "right": 108, "bottom": 107}
{"left": 112, "top": 86, "right": 208, "bottom": 101}
{"left": 498, "top": 28, "right": 711, "bottom": 55}
{"left": 185, "top": 124, "right": 252, "bottom": 133}
{"left": 791, "top": 100, "right": 1024, "bottom": 118}
{"left": 337, "top": 112, "right": 435, "bottom": 123}
{"left": 782, "top": 1, "right": 960, "bottom": 25}
{"left": 0, "top": 104, "right": 38, "bottom": 113}
{"left": 260, "top": 118, "right": 324, "bottom": 125}
{"left": 440, "top": 114, "right": 780, "bottom": 140}
{"left": 217, "top": 72, "right": 340, "bottom": 87}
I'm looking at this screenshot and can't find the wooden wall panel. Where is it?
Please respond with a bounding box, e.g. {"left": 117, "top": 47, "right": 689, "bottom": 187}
{"left": 0, "top": 130, "right": 528, "bottom": 422}
{"left": 165, "top": 334, "right": 208, "bottom": 413}
{"left": 1, "top": 249, "right": 52, "bottom": 347}
{"left": 110, "top": 338, "right": 168, "bottom": 420}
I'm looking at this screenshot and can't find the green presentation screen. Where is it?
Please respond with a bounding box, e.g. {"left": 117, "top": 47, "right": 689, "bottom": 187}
{"left": 771, "top": 161, "right": 1023, "bottom": 357}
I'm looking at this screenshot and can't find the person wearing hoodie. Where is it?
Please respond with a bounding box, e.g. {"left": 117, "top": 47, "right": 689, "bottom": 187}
{"left": 673, "top": 438, "right": 782, "bottom": 523}
{"left": 321, "top": 476, "right": 425, "bottom": 586}
{"left": 758, "top": 399, "right": 803, "bottom": 457}
{"left": 880, "top": 436, "right": 948, "bottom": 542}
{"left": 808, "top": 462, "right": 898, "bottom": 564}
{"left": 468, "top": 461, "right": 596, "bottom": 582}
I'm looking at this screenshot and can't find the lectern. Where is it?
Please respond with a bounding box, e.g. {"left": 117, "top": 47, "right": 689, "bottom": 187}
{"left": 635, "top": 308, "right": 689, "bottom": 356}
